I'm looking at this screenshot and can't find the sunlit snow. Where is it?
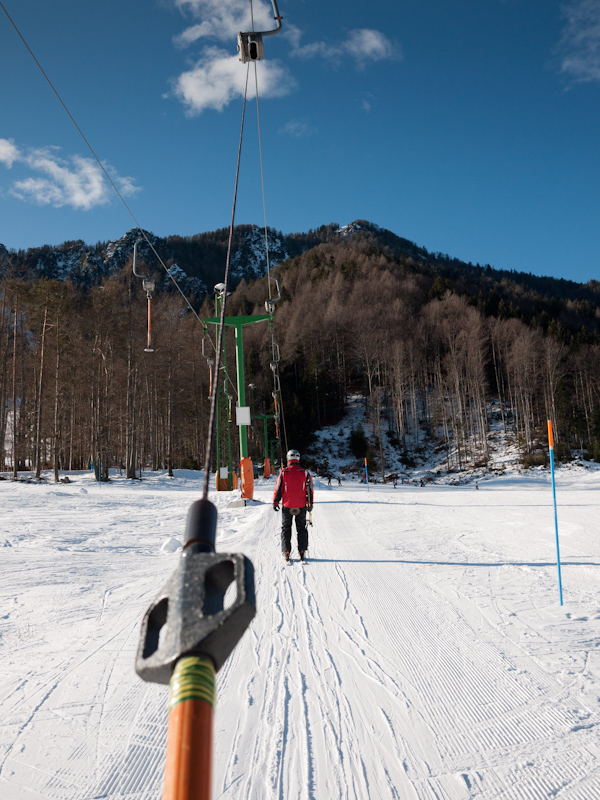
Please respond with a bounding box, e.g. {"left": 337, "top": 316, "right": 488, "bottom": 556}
{"left": 2, "top": 466, "right": 600, "bottom": 798}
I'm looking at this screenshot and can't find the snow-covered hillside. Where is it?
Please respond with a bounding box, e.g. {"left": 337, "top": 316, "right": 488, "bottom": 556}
{"left": 2, "top": 466, "right": 600, "bottom": 799}
{"left": 308, "top": 395, "right": 597, "bottom": 489}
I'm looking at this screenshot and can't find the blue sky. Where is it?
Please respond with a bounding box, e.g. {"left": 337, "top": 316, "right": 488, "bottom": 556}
{"left": 1, "top": 0, "right": 599, "bottom": 283}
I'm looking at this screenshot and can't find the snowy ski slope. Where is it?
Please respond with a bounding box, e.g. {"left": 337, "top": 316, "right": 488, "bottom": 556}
{"left": 2, "top": 469, "right": 600, "bottom": 799}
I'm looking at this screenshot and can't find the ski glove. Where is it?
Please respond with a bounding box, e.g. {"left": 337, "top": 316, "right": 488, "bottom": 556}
{"left": 307, "top": 504, "right": 313, "bottom": 512}
{"left": 273, "top": 503, "right": 280, "bottom": 511}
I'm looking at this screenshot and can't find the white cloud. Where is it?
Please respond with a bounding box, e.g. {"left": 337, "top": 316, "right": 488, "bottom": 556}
{"left": 346, "top": 29, "right": 395, "bottom": 63}
{"left": 173, "top": 0, "right": 275, "bottom": 47}
{"left": 291, "top": 28, "right": 397, "bottom": 66}
{"left": 0, "top": 139, "right": 20, "bottom": 168}
{"left": 171, "top": 1, "right": 290, "bottom": 113}
{"left": 283, "top": 23, "right": 303, "bottom": 52}
{"left": 559, "top": 0, "right": 600, "bottom": 82}
{"left": 173, "top": 47, "right": 293, "bottom": 114}
{"left": 170, "top": 2, "right": 394, "bottom": 115}
{"left": 0, "top": 143, "right": 138, "bottom": 209}
{"left": 280, "top": 120, "right": 315, "bottom": 138}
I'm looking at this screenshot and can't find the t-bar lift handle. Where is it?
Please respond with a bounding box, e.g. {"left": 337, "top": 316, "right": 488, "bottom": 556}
{"left": 238, "top": 0, "right": 282, "bottom": 63}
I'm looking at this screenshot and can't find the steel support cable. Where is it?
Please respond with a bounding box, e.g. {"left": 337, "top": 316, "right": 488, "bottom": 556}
{"left": 0, "top": 1, "right": 204, "bottom": 326}
{"left": 248, "top": 8, "right": 287, "bottom": 463}
{"left": 255, "top": 71, "right": 272, "bottom": 297}
{"left": 253, "top": 61, "right": 284, "bottom": 444}
{"left": 253, "top": 71, "right": 282, "bottom": 450}
{"left": 135, "top": 12, "right": 278, "bottom": 798}
{"left": 250, "top": 1, "right": 272, "bottom": 299}
{"left": 221, "top": 365, "right": 239, "bottom": 399}
{"left": 279, "top": 375, "right": 289, "bottom": 454}
{"left": 201, "top": 65, "right": 250, "bottom": 500}
{"left": 204, "top": 328, "right": 239, "bottom": 400}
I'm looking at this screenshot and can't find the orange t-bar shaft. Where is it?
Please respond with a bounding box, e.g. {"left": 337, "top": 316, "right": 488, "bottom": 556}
{"left": 163, "top": 656, "right": 215, "bottom": 800}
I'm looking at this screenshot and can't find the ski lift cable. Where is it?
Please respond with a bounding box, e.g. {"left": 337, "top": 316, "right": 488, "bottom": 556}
{"left": 202, "top": 329, "right": 239, "bottom": 400}
{"left": 3, "top": 0, "right": 245, "bottom": 400}
{"left": 4, "top": 0, "right": 274, "bottom": 411}
{"left": 3, "top": 0, "right": 264, "bottom": 450}
{"left": 248, "top": 5, "right": 287, "bottom": 460}
{"left": 136, "top": 13, "right": 282, "bottom": 799}
{"left": 201, "top": 63, "right": 251, "bottom": 501}
{"left": 0, "top": 1, "right": 205, "bottom": 328}
{"left": 251, "top": 25, "right": 272, "bottom": 297}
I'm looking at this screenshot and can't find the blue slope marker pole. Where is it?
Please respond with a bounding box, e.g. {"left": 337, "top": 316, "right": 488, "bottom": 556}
{"left": 364, "top": 457, "right": 369, "bottom": 493}
{"left": 547, "top": 420, "right": 563, "bottom": 606}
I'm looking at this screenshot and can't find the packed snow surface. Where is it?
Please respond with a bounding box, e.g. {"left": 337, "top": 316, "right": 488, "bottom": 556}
{"left": 2, "top": 468, "right": 600, "bottom": 799}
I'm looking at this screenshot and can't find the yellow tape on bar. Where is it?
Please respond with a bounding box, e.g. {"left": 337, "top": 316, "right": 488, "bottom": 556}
{"left": 168, "top": 656, "right": 216, "bottom": 711}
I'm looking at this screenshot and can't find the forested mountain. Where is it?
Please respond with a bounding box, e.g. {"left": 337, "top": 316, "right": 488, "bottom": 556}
{"left": 0, "top": 224, "right": 326, "bottom": 295}
{"left": 2, "top": 219, "right": 600, "bottom": 480}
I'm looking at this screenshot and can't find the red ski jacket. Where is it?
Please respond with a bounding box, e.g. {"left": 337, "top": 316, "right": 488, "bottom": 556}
{"left": 273, "top": 462, "right": 314, "bottom": 509}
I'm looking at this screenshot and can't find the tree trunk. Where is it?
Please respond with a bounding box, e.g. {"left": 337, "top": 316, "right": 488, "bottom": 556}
{"left": 53, "top": 314, "right": 60, "bottom": 483}
{"left": 12, "top": 298, "right": 18, "bottom": 479}
{"left": 34, "top": 306, "right": 48, "bottom": 480}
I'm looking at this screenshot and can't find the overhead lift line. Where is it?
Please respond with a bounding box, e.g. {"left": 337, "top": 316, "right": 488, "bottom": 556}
{"left": 3, "top": 0, "right": 286, "bottom": 457}
{"left": 249, "top": 0, "right": 288, "bottom": 460}
{"left": 201, "top": 64, "right": 251, "bottom": 501}
{"left": 138, "top": 4, "right": 285, "bottom": 795}
{"left": 137, "top": 7, "right": 285, "bottom": 797}
{"left": 251, "top": 2, "right": 271, "bottom": 294}
{"left": 1, "top": 0, "right": 250, "bottom": 400}
{"left": 6, "top": 1, "right": 284, "bottom": 794}
{"left": 0, "top": 1, "right": 204, "bottom": 326}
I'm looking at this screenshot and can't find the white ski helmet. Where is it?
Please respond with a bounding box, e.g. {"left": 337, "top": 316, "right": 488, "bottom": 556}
{"left": 286, "top": 449, "right": 300, "bottom": 462}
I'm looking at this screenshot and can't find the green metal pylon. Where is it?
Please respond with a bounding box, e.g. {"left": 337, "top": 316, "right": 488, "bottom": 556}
{"left": 203, "top": 314, "right": 270, "bottom": 461}
{"left": 255, "top": 413, "right": 274, "bottom": 462}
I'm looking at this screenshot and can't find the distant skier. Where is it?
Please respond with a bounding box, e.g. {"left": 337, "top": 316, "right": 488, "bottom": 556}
{"left": 337, "top": 475, "right": 342, "bottom": 486}
{"left": 273, "top": 449, "right": 314, "bottom": 563}
{"left": 328, "top": 475, "right": 332, "bottom": 486}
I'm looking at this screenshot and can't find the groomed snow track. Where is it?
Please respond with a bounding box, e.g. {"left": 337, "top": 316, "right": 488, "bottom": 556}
{"left": 2, "top": 470, "right": 600, "bottom": 798}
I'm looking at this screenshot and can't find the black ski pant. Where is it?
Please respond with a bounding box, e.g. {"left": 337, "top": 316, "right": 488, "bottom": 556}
{"left": 281, "top": 506, "right": 308, "bottom": 554}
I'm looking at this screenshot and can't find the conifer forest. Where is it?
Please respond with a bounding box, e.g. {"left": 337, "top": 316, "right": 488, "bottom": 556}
{"left": 2, "top": 221, "right": 600, "bottom": 480}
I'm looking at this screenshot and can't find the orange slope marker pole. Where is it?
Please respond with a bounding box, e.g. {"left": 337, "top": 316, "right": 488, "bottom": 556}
{"left": 147, "top": 296, "right": 152, "bottom": 351}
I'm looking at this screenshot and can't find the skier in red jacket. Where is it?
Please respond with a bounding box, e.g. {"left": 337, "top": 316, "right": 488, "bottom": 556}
{"left": 273, "top": 449, "right": 314, "bottom": 562}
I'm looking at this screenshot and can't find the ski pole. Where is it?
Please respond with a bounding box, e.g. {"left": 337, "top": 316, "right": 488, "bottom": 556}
{"left": 547, "top": 420, "right": 564, "bottom": 605}
{"left": 136, "top": 498, "right": 256, "bottom": 799}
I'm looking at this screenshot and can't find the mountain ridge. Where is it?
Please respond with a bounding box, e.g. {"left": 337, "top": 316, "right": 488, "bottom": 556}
{"left": 2, "top": 220, "right": 599, "bottom": 319}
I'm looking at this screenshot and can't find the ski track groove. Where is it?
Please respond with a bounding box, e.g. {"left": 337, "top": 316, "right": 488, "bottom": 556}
{"left": 4, "top": 476, "right": 600, "bottom": 797}
{"left": 0, "top": 494, "right": 172, "bottom": 800}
